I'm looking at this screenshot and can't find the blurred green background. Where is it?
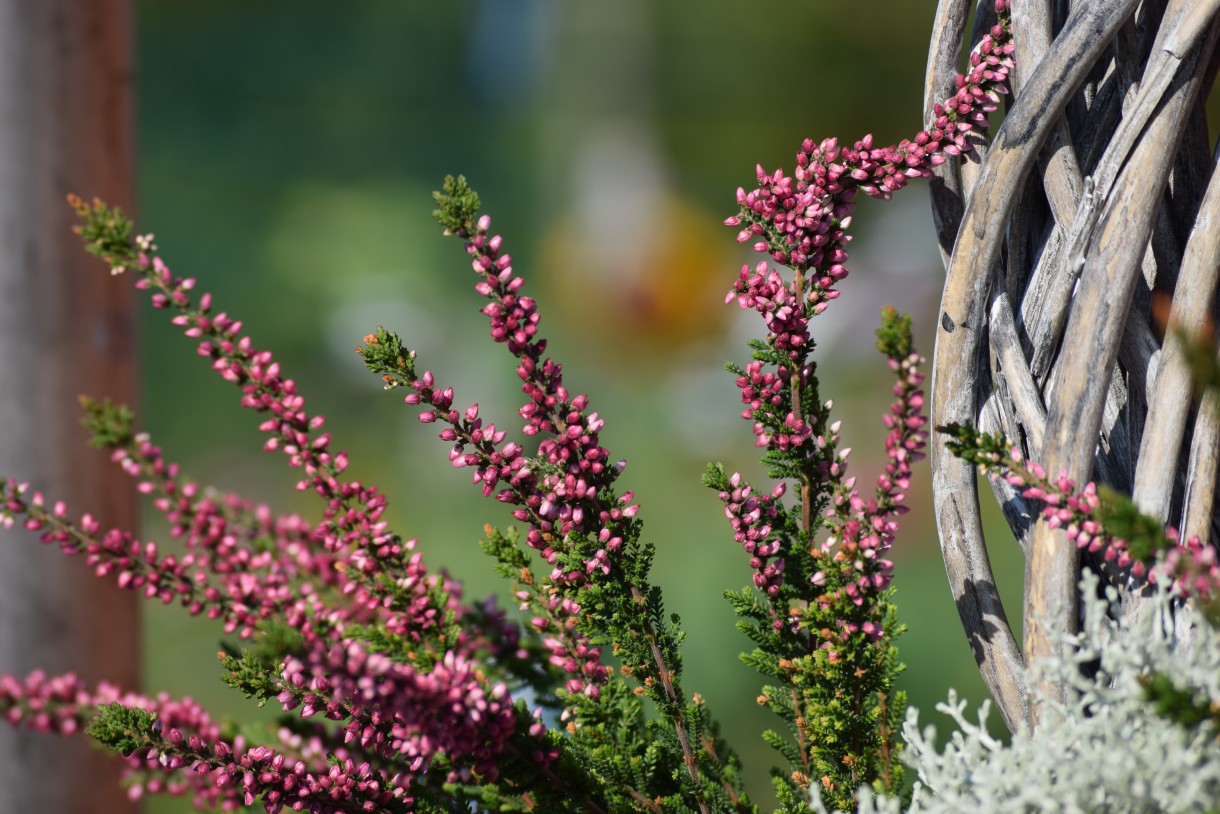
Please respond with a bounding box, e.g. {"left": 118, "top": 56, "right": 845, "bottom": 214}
{"left": 134, "top": 1, "right": 1024, "bottom": 810}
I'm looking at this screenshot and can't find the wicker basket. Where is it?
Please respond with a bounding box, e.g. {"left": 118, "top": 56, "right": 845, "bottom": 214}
{"left": 926, "top": 0, "right": 1220, "bottom": 730}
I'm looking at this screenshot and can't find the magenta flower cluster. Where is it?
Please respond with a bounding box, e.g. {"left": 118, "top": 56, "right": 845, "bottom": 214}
{"left": 278, "top": 644, "right": 518, "bottom": 782}
{"left": 736, "top": 361, "right": 813, "bottom": 452}
{"left": 814, "top": 352, "right": 927, "bottom": 640}
{"left": 375, "top": 179, "right": 732, "bottom": 804}
{"left": 718, "top": 474, "right": 788, "bottom": 598}
{"left": 0, "top": 470, "right": 344, "bottom": 647}
{"left": 704, "top": 3, "right": 993, "bottom": 786}
{"left": 728, "top": 265, "right": 815, "bottom": 360}
{"left": 1021, "top": 473, "right": 1146, "bottom": 571}
{"left": 11, "top": 182, "right": 745, "bottom": 810}
{"left": 0, "top": 669, "right": 416, "bottom": 812}
{"left": 716, "top": 1, "right": 1012, "bottom": 619}
{"left": 464, "top": 215, "right": 636, "bottom": 556}
{"left": 724, "top": 0, "right": 1013, "bottom": 325}
{"left": 996, "top": 449, "right": 1220, "bottom": 599}
{"left": 715, "top": 6, "right": 1013, "bottom": 643}
{"left": 529, "top": 591, "right": 613, "bottom": 701}
{"left": 0, "top": 203, "right": 558, "bottom": 810}
{"left": 373, "top": 211, "right": 653, "bottom": 701}
{"left": 395, "top": 214, "right": 638, "bottom": 588}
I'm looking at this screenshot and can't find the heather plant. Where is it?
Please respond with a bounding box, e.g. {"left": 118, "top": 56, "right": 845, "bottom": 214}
{"left": 0, "top": 182, "right": 921, "bottom": 811}
{"left": 4, "top": 1, "right": 1220, "bottom": 813}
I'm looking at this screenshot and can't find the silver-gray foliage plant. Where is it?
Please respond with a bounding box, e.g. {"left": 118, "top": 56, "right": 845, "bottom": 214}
{"left": 812, "top": 572, "right": 1220, "bottom": 813}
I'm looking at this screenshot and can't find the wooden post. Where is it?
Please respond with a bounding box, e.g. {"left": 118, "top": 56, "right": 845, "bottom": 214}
{"left": 0, "top": 1, "right": 139, "bottom": 812}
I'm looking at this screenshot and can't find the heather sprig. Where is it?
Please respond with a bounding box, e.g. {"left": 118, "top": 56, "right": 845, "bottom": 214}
{"left": 939, "top": 421, "right": 1220, "bottom": 608}
{"left": 41, "top": 198, "right": 616, "bottom": 812}
{"left": 71, "top": 197, "right": 409, "bottom": 593}
{"left": 65, "top": 197, "right": 497, "bottom": 661}
{"left": 80, "top": 397, "right": 346, "bottom": 638}
{"left": 362, "top": 177, "right": 751, "bottom": 813}
{"left": 706, "top": 4, "right": 1013, "bottom": 804}
{"left": 725, "top": 0, "right": 1013, "bottom": 276}
{"left": 710, "top": 308, "right": 923, "bottom": 811}
{"left": 709, "top": 5, "right": 1011, "bottom": 805}
{"left": 85, "top": 702, "right": 419, "bottom": 814}
{"left": 0, "top": 669, "right": 352, "bottom": 810}
{"left": 46, "top": 194, "right": 749, "bottom": 814}
{"left": 0, "top": 475, "right": 265, "bottom": 634}
{"left": 479, "top": 524, "right": 613, "bottom": 705}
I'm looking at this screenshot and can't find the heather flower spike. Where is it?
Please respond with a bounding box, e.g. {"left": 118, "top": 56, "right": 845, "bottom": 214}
{"left": 707, "top": 305, "right": 926, "bottom": 811}
{"left": 725, "top": 1, "right": 1013, "bottom": 319}
{"left": 4, "top": 196, "right": 597, "bottom": 812}
{"left": 939, "top": 421, "right": 1220, "bottom": 614}
{"left": 362, "top": 174, "right": 753, "bottom": 814}
{"left": 706, "top": 2, "right": 1011, "bottom": 806}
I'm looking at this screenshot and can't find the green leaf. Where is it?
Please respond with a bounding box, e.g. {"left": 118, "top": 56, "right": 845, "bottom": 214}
{"left": 875, "top": 306, "right": 913, "bottom": 360}
{"left": 79, "top": 396, "right": 136, "bottom": 450}
{"left": 432, "top": 175, "right": 482, "bottom": 237}
{"left": 86, "top": 703, "right": 159, "bottom": 758}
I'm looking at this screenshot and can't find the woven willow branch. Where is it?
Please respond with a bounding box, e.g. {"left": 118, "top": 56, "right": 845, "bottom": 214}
{"left": 927, "top": 0, "right": 1220, "bottom": 730}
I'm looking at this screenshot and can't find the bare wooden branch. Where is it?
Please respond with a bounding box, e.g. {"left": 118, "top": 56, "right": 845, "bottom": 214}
{"left": 1025, "top": 178, "right": 1101, "bottom": 382}
{"left": 1010, "top": 0, "right": 1089, "bottom": 391}
{"left": 990, "top": 290, "right": 1047, "bottom": 455}
{"left": 1012, "top": 0, "right": 1085, "bottom": 225}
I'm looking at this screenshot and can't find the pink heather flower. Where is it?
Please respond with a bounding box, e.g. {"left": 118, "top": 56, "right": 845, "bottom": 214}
{"left": 279, "top": 643, "right": 518, "bottom": 782}
{"left": 728, "top": 264, "right": 811, "bottom": 361}
{"left": 0, "top": 671, "right": 415, "bottom": 813}
{"left": 0, "top": 223, "right": 563, "bottom": 791}
{"left": 400, "top": 215, "right": 637, "bottom": 607}
{"left": 719, "top": 476, "right": 788, "bottom": 606}
{"left": 975, "top": 433, "right": 1220, "bottom": 601}
{"left": 379, "top": 210, "right": 650, "bottom": 714}
{"left": 812, "top": 351, "right": 927, "bottom": 639}
{"left": 530, "top": 593, "right": 612, "bottom": 701}
{"left": 724, "top": 0, "right": 1013, "bottom": 341}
